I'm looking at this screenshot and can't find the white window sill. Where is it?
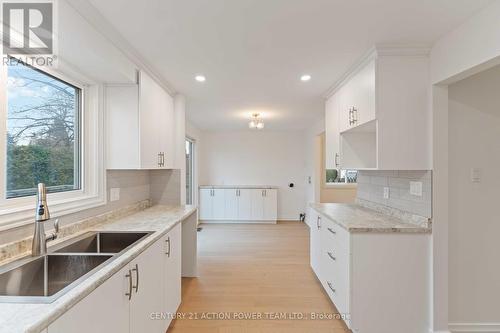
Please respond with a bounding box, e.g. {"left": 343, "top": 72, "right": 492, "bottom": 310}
{"left": 0, "top": 193, "right": 106, "bottom": 232}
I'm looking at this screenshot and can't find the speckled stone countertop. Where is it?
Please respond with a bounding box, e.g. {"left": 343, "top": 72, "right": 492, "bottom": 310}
{"left": 0, "top": 205, "right": 196, "bottom": 333}
{"left": 199, "top": 185, "right": 278, "bottom": 189}
{"left": 310, "top": 202, "right": 431, "bottom": 233}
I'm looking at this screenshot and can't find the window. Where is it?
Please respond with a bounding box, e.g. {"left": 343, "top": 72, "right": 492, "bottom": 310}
{"left": 185, "top": 138, "right": 194, "bottom": 205}
{"left": 1, "top": 58, "right": 105, "bottom": 230}
{"left": 325, "top": 169, "right": 358, "bottom": 184}
{"left": 6, "top": 59, "right": 81, "bottom": 198}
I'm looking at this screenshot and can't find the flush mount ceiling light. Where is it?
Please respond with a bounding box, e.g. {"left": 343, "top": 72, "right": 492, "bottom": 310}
{"left": 248, "top": 113, "right": 264, "bottom": 130}
{"left": 195, "top": 75, "right": 206, "bottom": 82}
{"left": 300, "top": 74, "right": 312, "bottom": 82}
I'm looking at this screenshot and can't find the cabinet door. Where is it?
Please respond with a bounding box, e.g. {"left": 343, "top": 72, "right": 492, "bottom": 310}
{"left": 351, "top": 60, "right": 375, "bottom": 127}
{"left": 251, "top": 189, "right": 264, "bottom": 220}
{"left": 130, "top": 239, "right": 164, "bottom": 333}
{"left": 237, "top": 189, "right": 252, "bottom": 220}
{"left": 139, "top": 71, "right": 161, "bottom": 169}
{"left": 338, "top": 84, "right": 352, "bottom": 133}
{"left": 158, "top": 91, "right": 175, "bottom": 169}
{"left": 199, "top": 189, "right": 213, "bottom": 220}
{"left": 105, "top": 85, "right": 140, "bottom": 169}
{"left": 224, "top": 189, "right": 238, "bottom": 220}
{"left": 162, "top": 224, "right": 182, "bottom": 331}
{"left": 263, "top": 189, "right": 277, "bottom": 221}
{"left": 48, "top": 265, "right": 130, "bottom": 333}
{"left": 309, "top": 209, "right": 322, "bottom": 278}
{"left": 325, "top": 95, "right": 340, "bottom": 170}
{"left": 212, "top": 189, "right": 226, "bottom": 220}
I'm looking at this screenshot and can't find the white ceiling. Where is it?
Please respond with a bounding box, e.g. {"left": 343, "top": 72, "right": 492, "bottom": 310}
{"left": 88, "top": 0, "right": 491, "bottom": 130}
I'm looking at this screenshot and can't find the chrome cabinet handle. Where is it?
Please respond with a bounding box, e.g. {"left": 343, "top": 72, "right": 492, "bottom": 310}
{"left": 125, "top": 269, "right": 133, "bottom": 300}
{"left": 157, "top": 153, "right": 161, "bottom": 167}
{"left": 327, "top": 281, "right": 336, "bottom": 293}
{"left": 327, "top": 227, "right": 336, "bottom": 235}
{"left": 327, "top": 252, "right": 336, "bottom": 261}
{"left": 166, "top": 237, "right": 171, "bottom": 257}
{"left": 353, "top": 107, "right": 358, "bottom": 124}
{"left": 317, "top": 216, "right": 321, "bottom": 230}
{"left": 335, "top": 153, "right": 340, "bottom": 167}
{"left": 349, "top": 108, "right": 353, "bottom": 125}
{"left": 132, "top": 264, "right": 139, "bottom": 293}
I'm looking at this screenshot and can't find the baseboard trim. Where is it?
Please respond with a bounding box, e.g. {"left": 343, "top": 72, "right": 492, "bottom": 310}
{"left": 449, "top": 323, "right": 500, "bottom": 332}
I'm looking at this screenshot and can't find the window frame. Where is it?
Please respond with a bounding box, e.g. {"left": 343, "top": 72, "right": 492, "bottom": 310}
{"left": 0, "top": 60, "right": 106, "bottom": 231}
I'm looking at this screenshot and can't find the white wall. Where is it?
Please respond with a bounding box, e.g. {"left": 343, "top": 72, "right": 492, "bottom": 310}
{"left": 430, "top": 1, "right": 500, "bottom": 85}
{"left": 448, "top": 65, "right": 500, "bottom": 326}
{"left": 186, "top": 121, "right": 203, "bottom": 207}
{"left": 199, "top": 131, "right": 306, "bottom": 220}
{"left": 304, "top": 117, "right": 325, "bottom": 206}
{"left": 429, "top": 3, "right": 500, "bottom": 331}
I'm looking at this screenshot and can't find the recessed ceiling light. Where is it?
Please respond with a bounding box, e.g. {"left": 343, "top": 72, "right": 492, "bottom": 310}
{"left": 195, "top": 75, "right": 206, "bottom": 82}
{"left": 300, "top": 74, "right": 311, "bottom": 82}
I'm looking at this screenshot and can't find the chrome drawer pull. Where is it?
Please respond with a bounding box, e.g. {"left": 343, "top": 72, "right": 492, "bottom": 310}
{"left": 327, "top": 252, "right": 336, "bottom": 261}
{"left": 327, "top": 281, "right": 336, "bottom": 293}
{"left": 327, "top": 227, "right": 336, "bottom": 235}
{"left": 132, "top": 264, "right": 139, "bottom": 293}
{"left": 125, "top": 269, "right": 132, "bottom": 300}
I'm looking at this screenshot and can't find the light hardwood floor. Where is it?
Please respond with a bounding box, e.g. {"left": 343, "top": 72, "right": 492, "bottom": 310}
{"left": 169, "top": 222, "right": 350, "bottom": 333}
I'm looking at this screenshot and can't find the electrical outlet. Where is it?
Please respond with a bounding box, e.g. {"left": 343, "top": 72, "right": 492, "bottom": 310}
{"left": 383, "top": 187, "right": 390, "bottom": 199}
{"left": 110, "top": 188, "right": 120, "bottom": 202}
{"left": 471, "top": 168, "right": 481, "bottom": 183}
{"left": 410, "top": 181, "right": 423, "bottom": 197}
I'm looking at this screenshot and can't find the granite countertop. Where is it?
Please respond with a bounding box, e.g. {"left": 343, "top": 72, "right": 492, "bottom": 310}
{"left": 310, "top": 202, "right": 431, "bottom": 233}
{"left": 199, "top": 185, "right": 278, "bottom": 189}
{"left": 0, "top": 205, "right": 196, "bottom": 333}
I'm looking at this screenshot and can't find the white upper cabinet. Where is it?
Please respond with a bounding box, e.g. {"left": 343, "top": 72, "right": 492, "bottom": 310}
{"left": 106, "top": 71, "right": 175, "bottom": 169}
{"left": 325, "top": 95, "right": 340, "bottom": 169}
{"left": 325, "top": 46, "right": 431, "bottom": 170}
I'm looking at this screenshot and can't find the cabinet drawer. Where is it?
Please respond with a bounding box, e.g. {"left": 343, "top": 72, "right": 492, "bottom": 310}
{"left": 320, "top": 216, "right": 349, "bottom": 252}
{"left": 321, "top": 248, "right": 350, "bottom": 317}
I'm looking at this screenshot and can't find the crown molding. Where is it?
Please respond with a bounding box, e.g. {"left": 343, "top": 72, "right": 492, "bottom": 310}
{"left": 65, "top": 0, "right": 177, "bottom": 96}
{"left": 323, "top": 43, "right": 432, "bottom": 99}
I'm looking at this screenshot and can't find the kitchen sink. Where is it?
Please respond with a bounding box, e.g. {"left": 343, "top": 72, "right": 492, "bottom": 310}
{"left": 53, "top": 231, "right": 151, "bottom": 254}
{"left": 0, "top": 254, "right": 112, "bottom": 303}
{"left": 0, "top": 231, "right": 152, "bottom": 303}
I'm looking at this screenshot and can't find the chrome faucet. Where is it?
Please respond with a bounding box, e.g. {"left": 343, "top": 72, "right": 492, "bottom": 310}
{"left": 32, "top": 183, "right": 59, "bottom": 256}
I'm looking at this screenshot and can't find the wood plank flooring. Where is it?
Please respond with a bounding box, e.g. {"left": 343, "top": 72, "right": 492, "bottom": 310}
{"left": 169, "top": 222, "right": 350, "bottom": 333}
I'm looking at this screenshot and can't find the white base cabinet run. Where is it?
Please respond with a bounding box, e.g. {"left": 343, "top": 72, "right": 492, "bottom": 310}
{"left": 199, "top": 187, "right": 277, "bottom": 222}
{"left": 308, "top": 207, "right": 430, "bottom": 333}
{"left": 48, "top": 224, "right": 182, "bottom": 333}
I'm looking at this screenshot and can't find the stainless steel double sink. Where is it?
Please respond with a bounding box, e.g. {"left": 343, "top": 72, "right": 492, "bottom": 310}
{"left": 0, "top": 231, "right": 151, "bottom": 303}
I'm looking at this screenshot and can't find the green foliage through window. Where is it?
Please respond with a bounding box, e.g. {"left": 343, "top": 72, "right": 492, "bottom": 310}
{"left": 6, "top": 59, "right": 81, "bottom": 198}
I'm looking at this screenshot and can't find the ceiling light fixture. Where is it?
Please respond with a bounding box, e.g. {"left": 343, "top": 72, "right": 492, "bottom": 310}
{"left": 195, "top": 75, "right": 206, "bottom": 82}
{"left": 300, "top": 74, "right": 312, "bottom": 82}
{"left": 248, "top": 113, "right": 264, "bottom": 130}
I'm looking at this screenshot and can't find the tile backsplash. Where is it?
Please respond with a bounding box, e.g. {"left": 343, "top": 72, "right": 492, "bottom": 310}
{"left": 356, "top": 170, "right": 432, "bottom": 218}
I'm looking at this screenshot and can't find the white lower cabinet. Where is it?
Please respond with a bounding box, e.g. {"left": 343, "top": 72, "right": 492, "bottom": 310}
{"left": 199, "top": 189, "right": 225, "bottom": 220}
{"left": 48, "top": 265, "right": 130, "bottom": 333}
{"left": 48, "top": 227, "right": 183, "bottom": 333}
{"left": 129, "top": 239, "right": 164, "bottom": 333}
{"left": 308, "top": 206, "right": 430, "bottom": 333}
{"left": 200, "top": 187, "right": 277, "bottom": 222}
{"left": 162, "top": 224, "right": 182, "bottom": 331}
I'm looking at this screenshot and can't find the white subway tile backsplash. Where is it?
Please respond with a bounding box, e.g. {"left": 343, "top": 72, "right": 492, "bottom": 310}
{"left": 357, "top": 170, "right": 432, "bottom": 218}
